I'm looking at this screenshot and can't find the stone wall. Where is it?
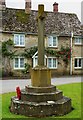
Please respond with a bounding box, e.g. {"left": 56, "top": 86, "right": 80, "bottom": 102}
{"left": 1, "top": 33, "right": 82, "bottom": 76}
{"left": 72, "top": 40, "right": 82, "bottom": 75}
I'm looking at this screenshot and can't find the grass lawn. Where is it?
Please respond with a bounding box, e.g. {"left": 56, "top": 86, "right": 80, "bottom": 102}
{"left": 1, "top": 83, "right": 82, "bottom": 119}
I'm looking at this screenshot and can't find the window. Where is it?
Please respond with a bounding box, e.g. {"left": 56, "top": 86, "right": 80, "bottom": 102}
{"left": 48, "top": 36, "right": 58, "bottom": 47}
{"left": 33, "top": 57, "right": 38, "bottom": 67}
{"left": 14, "top": 34, "right": 25, "bottom": 46}
{"left": 32, "top": 52, "right": 47, "bottom": 68}
{"left": 74, "top": 58, "right": 83, "bottom": 69}
{"left": 47, "top": 57, "right": 57, "bottom": 69}
{"left": 14, "top": 57, "right": 25, "bottom": 69}
{"left": 33, "top": 56, "right": 47, "bottom": 67}
{"left": 75, "top": 37, "right": 83, "bottom": 45}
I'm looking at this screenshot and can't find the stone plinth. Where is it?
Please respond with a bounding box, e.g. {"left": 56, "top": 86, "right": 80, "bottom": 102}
{"left": 21, "top": 89, "right": 63, "bottom": 102}
{"left": 10, "top": 85, "right": 72, "bottom": 117}
{"left": 10, "top": 94, "right": 71, "bottom": 117}
{"left": 31, "top": 66, "right": 51, "bottom": 87}
{"left": 25, "top": 85, "right": 56, "bottom": 93}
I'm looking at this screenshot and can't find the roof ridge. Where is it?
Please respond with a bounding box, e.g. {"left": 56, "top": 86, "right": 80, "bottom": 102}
{"left": 6, "top": 7, "right": 77, "bottom": 16}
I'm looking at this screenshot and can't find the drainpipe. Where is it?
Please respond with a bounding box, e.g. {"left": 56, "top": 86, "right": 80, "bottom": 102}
{"left": 70, "top": 31, "right": 73, "bottom": 75}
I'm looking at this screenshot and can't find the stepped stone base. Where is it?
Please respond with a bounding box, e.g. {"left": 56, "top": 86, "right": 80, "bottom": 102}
{"left": 10, "top": 85, "right": 72, "bottom": 117}
{"left": 25, "top": 85, "right": 56, "bottom": 93}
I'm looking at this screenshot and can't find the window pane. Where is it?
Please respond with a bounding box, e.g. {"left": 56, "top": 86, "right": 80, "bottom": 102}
{"left": 15, "top": 58, "right": 19, "bottom": 68}
{"left": 20, "top": 35, "right": 24, "bottom": 45}
{"left": 78, "top": 39, "right": 81, "bottom": 43}
{"left": 14, "top": 35, "right": 19, "bottom": 45}
{"left": 48, "top": 36, "right": 52, "bottom": 46}
{"left": 53, "top": 58, "right": 56, "bottom": 67}
{"left": 48, "top": 58, "right": 52, "bottom": 67}
{"left": 35, "top": 58, "right": 38, "bottom": 66}
{"left": 79, "top": 59, "right": 82, "bottom": 67}
{"left": 53, "top": 37, "right": 56, "bottom": 46}
{"left": 75, "top": 38, "right": 78, "bottom": 43}
{"left": 20, "top": 58, "right": 24, "bottom": 68}
{"left": 74, "top": 59, "right": 77, "bottom": 67}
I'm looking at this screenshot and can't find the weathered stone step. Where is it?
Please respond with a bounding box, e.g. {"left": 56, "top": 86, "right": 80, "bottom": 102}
{"left": 10, "top": 96, "right": 71, "bottom": 117}
{"left": 21, "top": 89, "right": 63, "bottom": 102}
{"left": 25, "top": 85, "right": 56, "bottom": 93}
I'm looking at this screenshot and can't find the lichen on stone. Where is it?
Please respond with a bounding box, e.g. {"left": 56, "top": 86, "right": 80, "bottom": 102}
{"left": 16, "top": 11, "right": 30, "bottom": 23}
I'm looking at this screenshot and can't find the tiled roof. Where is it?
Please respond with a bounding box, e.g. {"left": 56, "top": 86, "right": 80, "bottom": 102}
{"left": 2, "top": 8, "right": 82, "bottom": 36}
{"left": 81, "top": 25, "right": 83, "bottom": 35}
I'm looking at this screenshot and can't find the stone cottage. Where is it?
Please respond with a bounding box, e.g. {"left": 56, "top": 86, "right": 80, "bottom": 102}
{"left": 0, "top": 0, "right": 83, "bottom": 77}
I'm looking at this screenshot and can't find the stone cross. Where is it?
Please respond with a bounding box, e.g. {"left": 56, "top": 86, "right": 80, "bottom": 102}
{"left": 37, "top": 5, "right": 45, "bottom": 66}
{"left": 31, "top": 4, "right": 51, "bottom": 87}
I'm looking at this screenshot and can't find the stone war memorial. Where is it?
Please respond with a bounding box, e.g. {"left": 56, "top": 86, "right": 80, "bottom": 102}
{"left": 10, "top": 4, "right": 72, "bottom": 117}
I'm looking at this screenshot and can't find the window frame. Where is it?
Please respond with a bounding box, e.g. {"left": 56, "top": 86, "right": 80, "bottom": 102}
{"left": 48, "top": 36, "right": 58, "bottom": 48}
{"left": 47, "top": 57, "right": 57, "bottom": 69}
{"left": 74, "top": 57, "right": 83, "bottom": 69}
{"left": 33, "top": 56, "right": 47, "bottom": 68}
{"left": 32, "top": 51, "right": 47, "bottom": 68}
{"left": 33, "top": 56, "right": 38, "bottom": 68}
{"left": 14, "top": 34, "right": 25, "bottom": 47}
{"left": 14, "top": 57, "right": 25, "bottom": 70}
{"left": 74, "top": 37, "right": 83, "bottom": 45}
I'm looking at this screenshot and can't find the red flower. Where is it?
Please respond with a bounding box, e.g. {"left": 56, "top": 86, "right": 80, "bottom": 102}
{"left": 16, "top": 87, "right": 21, "bottom": 100}
{"left": 58, "top": 51, "right": 64, "bottom": 54}
{"left": 68, "top": 55, "right": 70, "bottom": 59}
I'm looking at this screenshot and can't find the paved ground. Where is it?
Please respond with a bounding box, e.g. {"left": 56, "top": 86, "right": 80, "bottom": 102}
{"left": 0, "top": 76, "right": 82, "bottom": 94}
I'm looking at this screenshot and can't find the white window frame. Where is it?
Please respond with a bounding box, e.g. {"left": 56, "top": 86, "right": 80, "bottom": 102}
{"left": 32, "top": 51, "right": 47, "bottom": 68}
{"left": 74, "top": 37, "right": 83, "bottom": 45}
{"left": 33, "top": 56, "right": 38, "bottom": 68}
{"left": 14, "top": 34, "right": 25, "bottom": 47}
{"left": 48, "top": 36, "right": 58, "bottom": 47}
{"left": 74, "top": 57, "right": 83, "bottom": 69}
{"left": 47, "top": 57, "right": 57, "bottom": 69}
{"left": 14, "top": 57, "right": 25, "bottom": 70}
{"left": 33, "top": 56, "right": 47, "bottom": 68}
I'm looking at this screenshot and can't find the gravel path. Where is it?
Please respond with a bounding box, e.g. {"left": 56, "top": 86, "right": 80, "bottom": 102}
{"left": 0, "top": 76, "right": 82, "bottom": 94}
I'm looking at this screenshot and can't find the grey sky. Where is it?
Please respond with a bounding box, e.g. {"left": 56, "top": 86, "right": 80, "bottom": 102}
{"left": 6, "top": 0, "right": 82, "bottom": 22}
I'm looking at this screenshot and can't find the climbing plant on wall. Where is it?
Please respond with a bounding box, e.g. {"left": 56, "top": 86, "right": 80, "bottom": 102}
{"left": 2, "top": 39, "right": 17, "bottom": 76}
{"left": 2, "top": 40, "right": 71, "bottom": 76}
{"left": 21, "top": 46, "right": 38, "bottom": 58}
{"left": 21, "top": 45, "right": 71, "bottom": 68}
{"left": 58, "top": 45, "right": 71, "bottom": 66}
{"left": 45, "top": 45, "right": 71, "bottom": 68}
{"left": 46, "top": 46, "right": 71, "bottom": 63}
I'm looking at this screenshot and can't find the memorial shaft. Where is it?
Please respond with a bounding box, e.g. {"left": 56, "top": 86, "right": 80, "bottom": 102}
{"left": 31, "top": 5, "right": 51, "bottom": 87}
{"left": 38, "top": 5, "right": 45, "bottom": 66}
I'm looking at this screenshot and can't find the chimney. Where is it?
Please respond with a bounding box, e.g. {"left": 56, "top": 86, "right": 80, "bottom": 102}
{"left": 0, "top": 0, "right": 6, "bottom": 11}
{"left": 53, "top": 2, "right": 58, "bottom": 12}
{"left": 25, "top": 0, "right": 31, "bottom": 14}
